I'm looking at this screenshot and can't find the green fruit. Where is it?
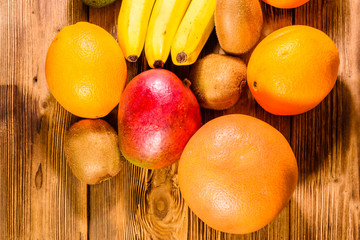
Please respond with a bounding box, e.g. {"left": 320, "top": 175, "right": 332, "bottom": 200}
{"left": 64, "top": 119, "right": 123, "bottom": 185}
{"left": 81, "top": 0, "right": 116, "bottom": 8}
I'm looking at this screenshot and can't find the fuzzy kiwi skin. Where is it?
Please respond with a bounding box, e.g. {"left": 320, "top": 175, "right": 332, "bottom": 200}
{"left": 189, "top": 54, "right": 247, "bottom": 110}
{"left": 81, "top": 0, "right": 116, "bottom": 8}
{"left": 215, "top": 0, "right": 263, "bottom": 55}
{"left": 64, "top": 119, "right": 123, "bottom": 185}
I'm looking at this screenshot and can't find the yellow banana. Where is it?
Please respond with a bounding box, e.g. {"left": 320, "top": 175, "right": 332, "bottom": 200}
{"left": 145, "top": 0, "right": 191, "bottom": 68}
{"left": 171, "top": 0, "right": 216, "bottom": 66}
{"left": 117, "top": 0, "right": 156, "bottom": 62}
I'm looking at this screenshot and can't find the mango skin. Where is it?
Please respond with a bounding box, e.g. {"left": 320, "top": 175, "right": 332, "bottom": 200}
{"left": 118, "top": 69, "right": 201, "bottom": 169}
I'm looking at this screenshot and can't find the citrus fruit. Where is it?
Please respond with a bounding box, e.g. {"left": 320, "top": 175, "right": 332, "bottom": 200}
{"left": 262, "top": 0, "right": 309, "bottom": 8}
{"left": 178, "top": 114, "right": 298, "bottom": 234}
{"left": 247, "top": 25, "right": 340, "bottom": 115}
{"left": 45, "top": 22, "right": 127, "bottom": 118}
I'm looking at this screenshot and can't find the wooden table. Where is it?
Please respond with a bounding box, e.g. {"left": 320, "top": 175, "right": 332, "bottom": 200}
{"left": 1, "top": 0, "right": 359, "bottom": 239}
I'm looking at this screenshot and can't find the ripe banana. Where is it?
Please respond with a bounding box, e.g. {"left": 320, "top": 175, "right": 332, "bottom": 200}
{"left": 117, "top": 0, "right": 156, "bottom": 62}
{"left": 171, "top": 0, "right": 216, "bottom": 66}
{"left": 145, "top": 0, "right": 191, "bottom": 68}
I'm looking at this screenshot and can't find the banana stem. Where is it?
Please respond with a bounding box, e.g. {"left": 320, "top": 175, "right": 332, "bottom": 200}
{"left": 176, "top": 51, "right": 187, "bottom": 63}
{"left": 127, "top": 55, "right": 138, "bottom": 62}
{"left": 153, "top": 60, "right": 164, "bottom": 68}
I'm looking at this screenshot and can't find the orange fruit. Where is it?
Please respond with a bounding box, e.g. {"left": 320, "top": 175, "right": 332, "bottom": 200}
{"left": 45, "top": 22, "right": 127, "bottom": 118}
{"left": 262, "top": 0, "right": 309, "bottom": 8}
{"left": 178, "top": 114, "right": 298, "bottom": 234}
{"left": 247, "top": 25, "right": 340, "bottom": 115}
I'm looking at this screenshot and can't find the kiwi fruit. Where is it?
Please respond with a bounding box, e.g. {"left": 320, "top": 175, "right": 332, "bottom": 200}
{"left": 215, "top": 0, "right": 263, "bottom": 54}
{"left": 81, "top": 0, "right": 116, "bottom": 8}
{"left": 64, "top": 119, "right": 123, "bottom": 185}
{"left": 189, "top": 54, "right": 247, "bottom": 110}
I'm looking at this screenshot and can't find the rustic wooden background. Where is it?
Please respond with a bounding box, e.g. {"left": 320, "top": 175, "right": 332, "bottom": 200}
{"left": 1, "top": 0, "right": 359, "bottom": 239}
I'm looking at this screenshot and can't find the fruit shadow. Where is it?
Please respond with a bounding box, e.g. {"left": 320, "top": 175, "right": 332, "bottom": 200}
{"left": 291, "top": 80, "right": 354, "bottom": 185}
{"left": 288, "top": 79, "right": 359, "bottom": 237}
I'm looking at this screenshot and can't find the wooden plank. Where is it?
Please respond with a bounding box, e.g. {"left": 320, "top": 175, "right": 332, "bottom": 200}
{"left": 291, "top": 0, "right": 360, "bottom": 239}
{"left": 86, "top": 3, "right": 115, "bottom": 240}
{"left": 0, "top": 0, "right": 88, "bottom": 239}
{"left": 87, "top": 3, "right": 124, "bottom": 240}
{"left": 1, "top": 0, "right": 359, "bottom": 239}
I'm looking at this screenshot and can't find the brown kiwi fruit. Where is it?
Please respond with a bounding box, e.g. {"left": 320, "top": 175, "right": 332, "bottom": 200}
{"left": 81, "top": 0, "right": 116, "bottom": 8}
{"left": 189, "top": 54, "right": 247, "bottom": 110}
{"left": 215, "top": 0, "right": 263, "bottom": 54}
{"left": 64, "top": 119, "right": 123, "bottom": 185}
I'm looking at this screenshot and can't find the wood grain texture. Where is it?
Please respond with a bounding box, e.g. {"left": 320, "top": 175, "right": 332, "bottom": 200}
{"left": 0, "top": 0, "right": 88, "bottom": 239}
{"left": 87, "top": 2, "right": 122, "bottom": 240}
{"left": 291, "top": 0, "right": 360, "bottom": 239}
{"left": 0, "top": 0, "right": 359, "bottom": 239}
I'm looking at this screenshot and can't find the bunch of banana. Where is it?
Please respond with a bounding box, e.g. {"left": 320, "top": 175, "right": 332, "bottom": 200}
{"left": 171, "top": 0, "right": 216, "bottom": 66}
{"left": 117, "top": 0, "right": 216, "bottom": 67}
{"left": 145, "top": 0, "right": 191, "bottom": 68}
{"left": 117, "top": 0, "right": 156, "bottom": 62}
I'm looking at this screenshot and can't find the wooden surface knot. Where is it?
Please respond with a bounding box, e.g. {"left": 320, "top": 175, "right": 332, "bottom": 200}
{"left": 35, "top": 163, "right": 43, "bottom": 189}
{"left": 133, "top": 165, "right": 187, "bottom": 239}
